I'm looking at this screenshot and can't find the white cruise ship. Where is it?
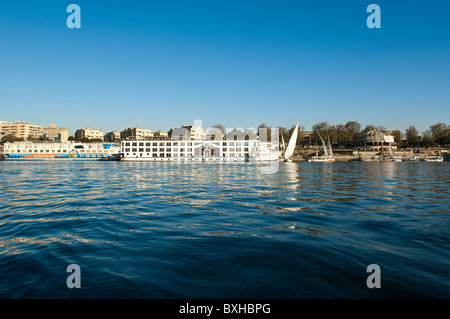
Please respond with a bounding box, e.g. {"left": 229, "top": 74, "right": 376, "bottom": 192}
{"left": 120, "top": 139, "right": 279, "bottom": 162}
{"left": 3, "top": 142, "right": 120, "bottom": 161}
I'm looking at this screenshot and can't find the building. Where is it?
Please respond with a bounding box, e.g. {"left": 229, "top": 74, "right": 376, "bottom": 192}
{"left": 153, "top": 130, "right": 169, "bottom": 138}
{"left": 120, "top": 126, "right": 154, "bottom": 140}
{"left": 105, "top": 131, "right": 121, "bottom": 142}
{"left": 0, "top": 121, "right": 8, "bottom": 138}
{"left": 0, "top": 121, "right": 43, "bottom": 140}
{"left": 354, "top": 129, "right": 396, "bottom": 151}
{"left": 75, "top": 128, "right": 104, "bottom": 141}
{"left": 43, "top": 123, "right": 70, "bottom": 142}
{"left": 168, "top": 125, "right": 206, "bottom": 140}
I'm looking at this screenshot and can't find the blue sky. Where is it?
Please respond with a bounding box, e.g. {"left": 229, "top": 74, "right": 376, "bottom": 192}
{"left": 0, "top": 0, "right": 449, "bottom": 135}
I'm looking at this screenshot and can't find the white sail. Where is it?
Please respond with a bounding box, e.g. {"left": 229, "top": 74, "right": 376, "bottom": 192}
{"left": 327, "top": 132, "right": 334, "bottom": 157}
{"left": 316, "top": 130, "right": 329, "bottom": 157}
{"left": 284, "top": 123, "right": 299, "bottom": 159}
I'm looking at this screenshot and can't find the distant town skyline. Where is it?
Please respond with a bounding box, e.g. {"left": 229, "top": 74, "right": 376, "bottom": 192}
{"left": 1, "top": 1, "right": 449, "bottom": 135}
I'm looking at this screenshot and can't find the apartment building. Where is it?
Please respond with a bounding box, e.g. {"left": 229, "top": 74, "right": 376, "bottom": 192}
{"left": 0, "top": 121, "right": 43, "bottom": 140}
{"left": 120, "top": 126, "right": 154, "bottom": 140}
{"left": 43, "top": 123, "right": 70, "bottom": 142}
{"left": 75, "top": 128, "right": 104, "bottom": 141}
{"left": 105, "top": 131, "right": 121, "bottom": 142}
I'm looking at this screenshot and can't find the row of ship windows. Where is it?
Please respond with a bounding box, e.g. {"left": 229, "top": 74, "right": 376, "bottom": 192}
{"left": 123, "top": 148, "right": 251, "bottom": 152}
{"left": 8, "top": 150, "right": 114, "bottom": 153}
{"left": 123, "top": 142, "right": 255, "bottom": 147}
{"left": 5, "top": 145, "right": 107, "bottom": 149}
{"left": 125, "top": 153, "right": 250, "bottom": 157}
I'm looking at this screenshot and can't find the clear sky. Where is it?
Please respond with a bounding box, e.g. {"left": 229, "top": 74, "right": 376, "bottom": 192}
{"left": 1, "top": 0, "right": 449, "bottom": 135}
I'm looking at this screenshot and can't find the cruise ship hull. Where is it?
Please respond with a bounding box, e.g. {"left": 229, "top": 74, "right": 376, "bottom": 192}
{"left": 120, "top": 139, "right": 279, "bottom": 162}
{"left": 2, "top": 142, "right": 120, "bottom": 161}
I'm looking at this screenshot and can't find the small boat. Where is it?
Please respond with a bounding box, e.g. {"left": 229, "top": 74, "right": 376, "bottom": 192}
{"left": 423, "top": 155, "right": 444, "bottom": 162}
{"left": 407, "top": 156, "right": 420, "bottom": 162}
{"left": 308, "top": 127, "right": 335, "bottom": 162}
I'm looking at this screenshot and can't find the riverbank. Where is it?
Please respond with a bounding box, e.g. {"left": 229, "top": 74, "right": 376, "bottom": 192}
{"left": 291, "top": 148, "right": 449, "bottom": 162}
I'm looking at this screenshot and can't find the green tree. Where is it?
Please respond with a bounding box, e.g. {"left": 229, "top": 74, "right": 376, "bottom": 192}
{"left": 312, "top": 122, "right": 330, "bottom": 145}
{"left": 345, "top": 121, "right": 361, "bottom": 137}
{"left": 429, "top": 123, "right": 450, "bottom": 146}
{"left": 363, "top": 124, "right": 377, "bottom": 133}
{"left": 391, "top": 130, "right": 404, "bottom": 148}
{"left": 420, "top": 129, "right": 436, "bottom": 148}
{"left": 405, "top": 126, "right": 420, "bottom": 147}
{"left": 1, "top": 134, "right": 25, "bottom": 143}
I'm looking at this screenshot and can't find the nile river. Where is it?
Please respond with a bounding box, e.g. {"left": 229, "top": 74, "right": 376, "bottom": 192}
{"left": 0, "top": 161, "right": 448, "bottom": 298}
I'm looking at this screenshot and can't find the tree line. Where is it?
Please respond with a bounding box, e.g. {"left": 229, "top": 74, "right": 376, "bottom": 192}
{"left": 211, "top": 121, "right": 450, "bottom": 148}
{"left": 303, "top": 121, "right": 449, "bottom": 148}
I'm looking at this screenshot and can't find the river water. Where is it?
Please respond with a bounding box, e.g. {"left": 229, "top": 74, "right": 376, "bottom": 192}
{"left": 0, "top": 161, "right": 448, "bottom": 298}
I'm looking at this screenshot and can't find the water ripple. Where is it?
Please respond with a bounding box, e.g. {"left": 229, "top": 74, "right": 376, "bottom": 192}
{"left": 0, "top": 161, "right": 449, "bottom": 298}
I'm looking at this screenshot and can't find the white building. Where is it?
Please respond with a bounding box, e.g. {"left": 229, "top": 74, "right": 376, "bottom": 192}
{"left": 75, "top": 128, "right": 104, "bottom": 141}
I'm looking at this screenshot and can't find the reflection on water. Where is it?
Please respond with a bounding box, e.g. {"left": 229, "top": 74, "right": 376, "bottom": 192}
{"left": 0, "top": 161, "right": 449, "bottom": 298}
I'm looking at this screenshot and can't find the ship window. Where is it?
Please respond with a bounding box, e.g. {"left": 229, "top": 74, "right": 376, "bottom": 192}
{"left": 132, "top": 142, "right": 137, "bottom": 147}
{"left": 63, "top": 150, "right": 67, "bottom": 153}
{"left": 166, "top": 148, "right": 171, "bottom": 152}
{"left": 145, "top": 148, "right": 150, "bottom": 152}
{"left": 153, "top": 153, "right": 158, "bottom": 157}
{"left": 46, "top": 150, "right": 49, "bottom": 152}
{"left": 139, "top": 148, "right": 144, "bottom": 152}
{"left": 34, "top": 150, "right": 38, "bottom": 152}
{"left": 139, "top": 142, "right": 144, "bottom": 146}
{"left": 132, "top": 148, "right": 137, "bottom": 152}
{"left": 126, "top": 148, "right": 130, "bottom": 152}
{"left": 153, "top": 148, "right": 157, "bottom": 152}
{"left": 146, "top": 143, "right": 151, "bottom": 146}
{"left": 223, "top": 148, "right": 227, "bottom": 151}
{"left": 125, "top": 142, "right": 130, "bottom": 146}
